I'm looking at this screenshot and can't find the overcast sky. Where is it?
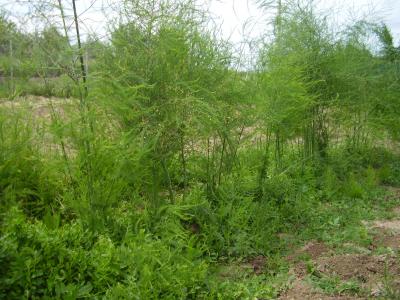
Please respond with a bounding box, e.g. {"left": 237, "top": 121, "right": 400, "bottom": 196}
{"left": 1, "top": 0, "right": 399, "bottom": 45}
{"left": 208, "top": 0, "right": 400, "bottom": 44}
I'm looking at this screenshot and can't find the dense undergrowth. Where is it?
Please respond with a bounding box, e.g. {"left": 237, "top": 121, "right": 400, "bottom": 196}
{"left": 1, "top": 0, "right": 400, "bottom": 298}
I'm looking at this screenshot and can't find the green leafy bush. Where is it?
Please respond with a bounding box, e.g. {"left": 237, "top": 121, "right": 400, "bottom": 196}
{"left": 0, "top": 207, "right": 209, "bottom": 299}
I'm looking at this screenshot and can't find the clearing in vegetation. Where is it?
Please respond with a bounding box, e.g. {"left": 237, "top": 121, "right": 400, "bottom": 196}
{"left": 0, "top": 0, "right": 400, "bottom": 299}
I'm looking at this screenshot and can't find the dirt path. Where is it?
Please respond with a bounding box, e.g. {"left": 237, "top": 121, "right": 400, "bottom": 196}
{"left": 280, "top": 191, "right": 400, "bottom": 300}
{"left": 0, "top": 95, "right": 76, "bottom": 119}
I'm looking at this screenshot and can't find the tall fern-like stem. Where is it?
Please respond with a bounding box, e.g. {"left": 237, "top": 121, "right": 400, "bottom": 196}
{"left": 72, "top": 0, "right": 88, "bottom": 99}
{"left": 57, "top": 0, "right": 70, "bottom": 44}
{"left": 72, "top": 0, "right": 94, "bottom": 210}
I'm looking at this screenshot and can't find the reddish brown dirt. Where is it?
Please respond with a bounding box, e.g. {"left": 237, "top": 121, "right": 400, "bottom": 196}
{"left": 380, "top": 235, "right": 400, "bottom": 250}
{"left": 287, "top": 241, "right": 332, "bottom": 279}
{"left": 372, "top": 228, "right": 400, "bottom": 250}
{"left": 316, "top": 254, "right": 400, "bottom": 284}
{"left": 287, "top": 241, "right": 331, "bottom": 262}
{"left": 292, "top": 261, "right": 308, "bottom": 277}
{"left": 281, "top": 202, "right": 400, "bottom": 300}
{"left": 301, "top": 242, "right": 331, "bottom": 259}
{"left": 248, "top": 255, "right": 267, "bottom": 275}
{"left": 279, "top": 279, "right": 363, "bottom": 300}
{"left": 281, "top": 252, "right": 400, "bottom": 299}
{"left": 365, "top": 204, "right": 400, "bottom": 252}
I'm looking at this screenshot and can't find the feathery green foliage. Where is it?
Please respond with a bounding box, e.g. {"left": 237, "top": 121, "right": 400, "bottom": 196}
{"left": 0, "top": 0, "right": 400, "bottom": 298}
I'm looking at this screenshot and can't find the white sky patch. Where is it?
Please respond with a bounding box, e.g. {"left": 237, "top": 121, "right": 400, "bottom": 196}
{"left": 0, "top": 0, "right": 399, "bottom": 45}
{"left": 204, "top": 0, "right": 400, "bottom": 45}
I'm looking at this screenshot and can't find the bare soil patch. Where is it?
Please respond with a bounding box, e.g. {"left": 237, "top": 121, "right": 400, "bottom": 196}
{"left": 379, "top": 234, "right": 400, "bottom": 250}
{"left": 248, "top": 255, "right": 267, "bottom": 275}
{"left": 371, "top": 228, "right": 400, "bottom": 250}
{"left": 279, "top": 279, "right": 362, "bottom": 300}
{"left": 384, "top": 187, "right": 400, "bottom": 200}
{"left": 0, "top": 95, "right": 75, "bottom": 120}
{"left": 393, "top": 206, "right": 400, "bottom": 215}
{"left": 363, "top": 205, "right": 400, "bottom": 235}
{"left": 288, "top": 241, "right": 331, "bottom": 262}
{"left": 371, "top": 220, "right": 400, "bottom": 233}
{"left": 287, "top": 241, "right": 332, "bottom": 278}
{"left": 282, "top": 253, "right": 400, "bottom": 299}
{"left": 282, "top": 223, "right": 400, "bottom": 299}
{"left": 316, "top": 254, "right": 400, "bottom": 288}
